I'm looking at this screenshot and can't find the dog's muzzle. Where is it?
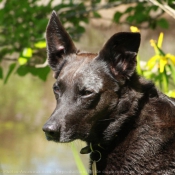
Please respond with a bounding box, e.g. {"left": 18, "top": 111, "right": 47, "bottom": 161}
{"left": 42, "top": 123, "right": 60, "bottom": 142}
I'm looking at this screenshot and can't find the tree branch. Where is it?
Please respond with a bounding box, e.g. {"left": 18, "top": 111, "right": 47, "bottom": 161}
{"left": 148, "top": 0, "right": 175, "bottom": 19}
{"left": 58, "top": 1, "right": 138, "bottom": 18}
{"left": 3, "top": 58, "right": 17, "bottom": 61}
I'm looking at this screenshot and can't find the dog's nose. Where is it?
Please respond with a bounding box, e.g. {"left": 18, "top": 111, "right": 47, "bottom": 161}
{"left": 42, "top": 123, "right": 59, "bottom": 139}
{"left": 42, "top": 124, "right": 55, "bottom": 132}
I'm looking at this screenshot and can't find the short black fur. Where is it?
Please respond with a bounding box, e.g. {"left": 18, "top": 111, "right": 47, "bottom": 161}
{"left": 43, "top": 11, "right": 175, "bottom": 175}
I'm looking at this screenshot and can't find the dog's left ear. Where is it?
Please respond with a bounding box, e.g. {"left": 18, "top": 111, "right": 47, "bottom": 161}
{"left": 98, "top": 32, "right": 140, "bottom": 81}
{"left": 46, "top": 11, "right": 77, "bottom": 71}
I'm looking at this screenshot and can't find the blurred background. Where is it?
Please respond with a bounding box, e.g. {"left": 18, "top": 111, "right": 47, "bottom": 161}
{"left": 0, "top": 0, "right": 175, "bottom": 175}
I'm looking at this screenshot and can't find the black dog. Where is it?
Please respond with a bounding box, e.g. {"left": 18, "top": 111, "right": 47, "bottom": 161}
{"left": 43, "top": 11, "right": 175, "bottom": 174}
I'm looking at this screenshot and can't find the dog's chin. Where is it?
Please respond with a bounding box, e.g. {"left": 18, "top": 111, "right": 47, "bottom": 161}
{"left": 45, "top": 134, "right": 75, "bottom": 143}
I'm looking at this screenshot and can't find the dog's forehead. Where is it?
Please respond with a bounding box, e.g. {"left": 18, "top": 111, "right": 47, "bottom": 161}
{"left": 60, "top": 53, "right": 97, "bottom": 76}
{"left": 59, "top": 53, "right": 103, "bottom": 88}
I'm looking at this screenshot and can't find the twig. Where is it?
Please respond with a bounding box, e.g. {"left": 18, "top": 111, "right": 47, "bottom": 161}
{"left": 35, "top": 60, "right": 48, "bottom": 68}
{"left": 3, "top": 58, "right": 17, "bottom": 61}
{"left": 148, "top": 0, "right": 175, "bottom": 19}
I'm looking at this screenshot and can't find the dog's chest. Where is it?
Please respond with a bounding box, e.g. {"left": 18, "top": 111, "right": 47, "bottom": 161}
{"left": 89, "top": 132, "right": 175, "bottom": 175}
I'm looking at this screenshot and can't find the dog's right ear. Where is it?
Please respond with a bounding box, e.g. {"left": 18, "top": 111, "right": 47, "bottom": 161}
{"left": 46, "top": 11, "right": 77, "bottom": 71}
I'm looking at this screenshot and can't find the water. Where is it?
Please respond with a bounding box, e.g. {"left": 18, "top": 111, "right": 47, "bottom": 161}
{"left": 0, "top": 121, "right": 88, "bottom": 175}
{"left": 0, "top": 73, "right": 89, "bottom": 175}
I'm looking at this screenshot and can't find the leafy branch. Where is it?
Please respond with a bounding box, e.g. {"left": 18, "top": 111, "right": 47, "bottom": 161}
{"left": 0, "top": 0, "right": 174, "bottom": 83}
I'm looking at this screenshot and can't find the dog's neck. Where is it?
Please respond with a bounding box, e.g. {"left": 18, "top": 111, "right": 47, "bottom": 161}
{"left": 80, "top": 76, "right": 159, "bottom": 174}
{"left": 85, "top": 75, "right": 157, "bottom": 151}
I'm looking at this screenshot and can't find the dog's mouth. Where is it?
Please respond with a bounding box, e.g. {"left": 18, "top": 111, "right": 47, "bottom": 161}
{"left": 44, "top": 130, "right": 77, "bottom": 143}
{"left": 45, "top": 131, "right": 60, "bottom": 142}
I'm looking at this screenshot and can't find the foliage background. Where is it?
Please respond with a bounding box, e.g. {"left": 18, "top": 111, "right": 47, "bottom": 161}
{"left": 0, "top": 0, "right": 175, "bottom": 174}
{"left": 1, "top": 0, "right": 175, "bottom": 85}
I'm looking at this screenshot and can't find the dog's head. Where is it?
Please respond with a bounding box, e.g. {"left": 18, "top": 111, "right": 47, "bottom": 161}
{"left": 43, "top": 11, "right": 141, "bottom": 144}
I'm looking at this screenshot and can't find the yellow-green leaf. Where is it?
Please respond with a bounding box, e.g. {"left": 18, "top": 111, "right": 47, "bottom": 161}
{"left": 166, "top": 90, "right": 175, "bottom": 98}
{"left": 161, "top": 72, "right": 168, "bottom": 93}
{"left": 18, "top": 57, "right": 28, "bottom": 65}
{"left": 130, "top": 26, "right": 140, "bottom": 33}
{"left": 136, "top": 55, "right": 142, "bottom": 75}
{"left": 167, "top": 54, "right": 175, "bottom": 65}
{"left": 34, "top": 41, "right": 46, "bottom": 49}
{"left": 157, "top": 32, "right": 163, "bottom": 48}
{"left": 22, "top": 48, "right": 32, "bottom": 58}
{"left": 147, "top": 55, "right": 159, "bottom": 70}
{"left": 150, "top": 39, "right": 158, "bottom": 54}
{"left": 150, "top": 38, "right": 165, "bottom": 56}
{"left": 159, "top": 57, "right": 167, "bottom": 73}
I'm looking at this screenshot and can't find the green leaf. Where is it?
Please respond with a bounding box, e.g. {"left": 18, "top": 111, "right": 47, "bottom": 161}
{"left": 151, "top": 5, "right": 158, "bottom": 11}
{"left": 16, "top": 65, "right": 50, "bottom": 81}
{"left": 126, "top": 15, "right": 135, "bottom": 23}
{"left": 157, "top": 18, "right": 169, "bottom": 29}
{"left": 0, "top": 67, "right": 3, "bottom": 79}
{"left": 157, "top": 71, "right": 169, "bottom": 93}
{"left": 35, "top": 67, "right": 50, "bottom": 81}
{"left": 150, "top": 21, "right": 157, "bottom": 29}
{"left": 4, "top": 63, "right": 16, "bottom": 84}
{"left": 113, "top": 12, "right": 122, "bottom": 23}
{"left": 93, "top": 0, "right": 101, "bottom": 3}
{"left": 71, "top": 142, "right": 88, "bottom": 175}
{"left": 125, "top": 7, "right": 134, "bottom": 13}
{"left": 136, "top": 55, "right": 143, "bottom": 75}
{"left": 162, "top": 71, "right": 168, "bottom": 93}
{"left": 16, "top": 65, "right": 29, "bottom": 76}
{"left": 93, "top": 11, "right": 101, "bottom": 18}
{"left": 169, "top": 61, "right": 175, "bottom": 84}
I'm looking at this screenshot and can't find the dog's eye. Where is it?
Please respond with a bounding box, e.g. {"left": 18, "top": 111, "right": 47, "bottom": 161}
{"left": 53, "top": 86, "right": 60, "bottom": 94}
{"left": 80, "top": 89, "right": 93, "bottom": 97}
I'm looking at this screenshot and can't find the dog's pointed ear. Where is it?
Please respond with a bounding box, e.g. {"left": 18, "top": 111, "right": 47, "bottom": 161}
{"left": 46, "top": 11, "right": 77, "bottom": 71}
{"left": 98, "top": 32, "right": 140, "bottom": 81}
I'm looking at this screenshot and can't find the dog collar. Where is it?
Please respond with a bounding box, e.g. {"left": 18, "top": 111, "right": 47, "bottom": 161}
{"left": 80, "top": 143, "right": 104, "bottom": 175}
